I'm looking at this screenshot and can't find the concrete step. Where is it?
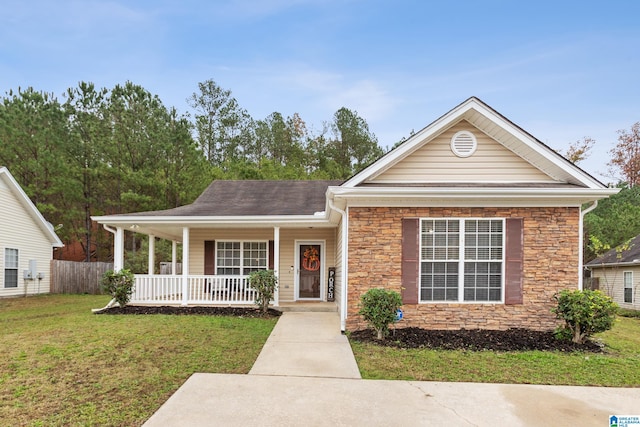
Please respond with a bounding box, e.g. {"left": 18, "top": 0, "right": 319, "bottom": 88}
{"left": 275, "top": 302, "right": 338, "bottom": 312}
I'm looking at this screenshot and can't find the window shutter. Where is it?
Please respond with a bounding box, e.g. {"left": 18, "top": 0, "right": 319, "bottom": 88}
{"left": 204, "top": 240, "right": 215, "bottom": 275}
{"left": 401, "top": 218, "right": 419, "bottom": 304}
{"left": 505, "top": 218, "right": 523, "bottom": 305}
{"left": 268, "top": 240, "right": 274, "bottom": 270}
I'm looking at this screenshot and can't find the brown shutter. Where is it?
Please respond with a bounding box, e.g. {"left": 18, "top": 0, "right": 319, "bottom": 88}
{"left": 505, "top": 218, "right": 523, "bottom": 305}
{"left": 401, "top": 218, "right": 419, "bottom": 304}
{"left": 204, "top": 240, "right": 215, "bottom": 275}
{"left": 268, "top": 240, "right": 274, "bottom": 270}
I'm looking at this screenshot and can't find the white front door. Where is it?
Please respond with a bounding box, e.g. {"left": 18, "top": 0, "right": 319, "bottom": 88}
{"left": 295, "top": 241, "right": 324, "bottom": 300}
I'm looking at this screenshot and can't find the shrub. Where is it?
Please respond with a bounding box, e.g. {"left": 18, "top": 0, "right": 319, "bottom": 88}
{"left": 249, "top": 270, "right": 278, "bottom": 314}
{"left": 101, "top": 269, "right": 135, "bottom": 308}
{"left": 552, "top": 289, "right": 618, "bottom": 344}
{"left": 358, "top": 288, "right": 403, "bottom": 340}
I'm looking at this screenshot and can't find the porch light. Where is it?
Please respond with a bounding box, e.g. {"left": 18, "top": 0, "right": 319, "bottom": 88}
{"left": 130, "top": 224, "right": 140, "bottom": 230}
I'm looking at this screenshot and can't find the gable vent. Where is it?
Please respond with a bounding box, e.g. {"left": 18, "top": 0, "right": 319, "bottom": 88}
{"left": 450, "top": 130, "right": 477, "bottom": 158}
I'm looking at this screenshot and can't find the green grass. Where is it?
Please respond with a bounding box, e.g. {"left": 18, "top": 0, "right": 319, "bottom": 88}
{"left": 350, "top": 316, "right": 640, "bottom": 387}
{"left": 0, "top": 294, "right": 277, "bottom": 426}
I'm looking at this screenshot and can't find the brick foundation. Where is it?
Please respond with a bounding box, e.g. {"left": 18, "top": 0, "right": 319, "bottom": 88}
{"left": 345, "top": 207, "right": 580, "bottom": 331}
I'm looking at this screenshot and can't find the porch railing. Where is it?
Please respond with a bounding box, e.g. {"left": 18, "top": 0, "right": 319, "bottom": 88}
{"left": 131, "top": 275, "right": 256, "bottom": 305}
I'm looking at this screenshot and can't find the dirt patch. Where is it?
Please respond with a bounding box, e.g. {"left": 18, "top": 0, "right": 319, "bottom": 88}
{"left": 94, "top": 305, "right": 282, "bottom": 318}
{"left": 349, "top": 327, "right": 604, "bottom": 352}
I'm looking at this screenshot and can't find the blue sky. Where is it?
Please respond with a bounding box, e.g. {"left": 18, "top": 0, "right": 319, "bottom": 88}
{"left": 2, "top": 0, "right": 639, "bottom": 182}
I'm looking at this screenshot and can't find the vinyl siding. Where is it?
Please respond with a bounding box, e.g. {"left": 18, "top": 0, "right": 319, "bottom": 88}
{"left": 0, "top": 182, "right": 54, "bottom": 297}
{"left": 189, "top": 227, "right": 336, "bottom": 302}
{"left": 369, "top": 121, "right": 554, "bottom": 183}
{"left": 590, "top": 266, "right": 640, "bottom": 311}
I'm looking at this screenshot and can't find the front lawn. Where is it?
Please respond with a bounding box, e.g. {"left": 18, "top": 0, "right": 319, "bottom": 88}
{"left": 349, "top": 316, "right": 640, "bottom": 386}
{"left": 0, "top": 294, "right": 277, "bottom": 426}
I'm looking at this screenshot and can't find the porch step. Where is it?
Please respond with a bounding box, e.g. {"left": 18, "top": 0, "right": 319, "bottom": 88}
{"left": 275, "top": 302, "right": 338, "bottom": 312}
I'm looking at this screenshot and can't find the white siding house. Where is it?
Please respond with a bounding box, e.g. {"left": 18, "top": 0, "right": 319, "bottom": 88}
{"left": 587, "top": 233, "right": 640, "bottom": 311}
{"left": 0, "top": 167, "right": 63, "bottom": 297}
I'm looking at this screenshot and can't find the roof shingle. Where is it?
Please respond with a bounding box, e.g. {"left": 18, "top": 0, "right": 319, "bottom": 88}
{"left": 128, "top": 180, "right": 343, "bottom": 217}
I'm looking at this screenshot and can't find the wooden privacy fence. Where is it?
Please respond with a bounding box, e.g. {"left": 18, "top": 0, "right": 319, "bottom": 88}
{"left": 50, "top": 260, "right": 113, "bottom": 294}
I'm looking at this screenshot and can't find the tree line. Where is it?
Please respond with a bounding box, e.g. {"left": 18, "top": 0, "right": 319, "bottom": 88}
{"left": 0, "top": 79, "right": 382, "bottom": 262}
{"left": 1, "top": 78, "right": 639, "bottom": 265}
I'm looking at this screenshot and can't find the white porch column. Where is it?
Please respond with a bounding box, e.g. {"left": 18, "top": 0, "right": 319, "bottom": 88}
{"left": 181, "top": 227, "right": 190, "bottom": 306}
{"left": 172, "top": 240, "right": 178, "bottom": 275}
{"left": 114, "top": 227, "right": 124, "bottom": 272}
{"left": 273, "top": 226, "right": 280, "bottom": 307}
{"left": 148, "top": 235, "right": 155, "bottom": 275}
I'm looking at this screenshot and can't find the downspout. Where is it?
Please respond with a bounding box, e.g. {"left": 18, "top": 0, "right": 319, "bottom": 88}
{"left": 92, "top": 224, "right": 119, "bottom": 312}
{"left": 579, "top": 200, "right": 598, "bottom": 290}
{"left": 328, "top": 198, "right": 348, "bottom": 332}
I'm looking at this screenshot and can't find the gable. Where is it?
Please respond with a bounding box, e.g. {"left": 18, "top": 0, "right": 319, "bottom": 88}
{"left": 369, "top": 120, "right": 553, "bottom": 184}
{"left": 343, "top": 97, "right": 607, "bottom": 190}
{"left": 0, "top": 167, "right": 63, "bottom": 247}
{"left": 0, "top": 182, "right": 52, "bottom": 245}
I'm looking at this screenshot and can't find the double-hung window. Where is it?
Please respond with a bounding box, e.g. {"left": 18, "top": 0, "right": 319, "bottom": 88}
{"left": 420, "top": 219, "right": 504, "bottom": 302}
{"left": 216, "top": 241, "right": 267, "bottom": 275}
{"left": 4, "top": 248, "right": 18, "bottom": 288}
{"left": 624, "top": 271, "right": 633, "bottom": 303}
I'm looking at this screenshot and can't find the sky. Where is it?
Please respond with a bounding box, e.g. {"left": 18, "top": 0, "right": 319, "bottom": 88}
{"left": 2, "top": 0, "right": 639, "bottom": 183}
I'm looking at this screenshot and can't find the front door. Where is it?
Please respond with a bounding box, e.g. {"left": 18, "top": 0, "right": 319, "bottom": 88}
{"left": 296, "top": 242, "right": 323, "bottom": 300}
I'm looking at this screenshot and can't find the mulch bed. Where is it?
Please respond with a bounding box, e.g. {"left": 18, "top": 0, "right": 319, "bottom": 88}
{"left": 94, "top": 305, "right": 282, "bottom": 318}
{"left": 349, "top": 327, "right": 604, "bottom": 352}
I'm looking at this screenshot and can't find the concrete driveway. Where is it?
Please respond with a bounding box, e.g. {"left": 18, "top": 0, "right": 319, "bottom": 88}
{"left": 143, "top": 312, "right": 640, "bottom": 426}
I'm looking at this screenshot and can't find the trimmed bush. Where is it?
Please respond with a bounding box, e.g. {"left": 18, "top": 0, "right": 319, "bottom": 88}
{"left": 248, "top": 269, "right": 278, "bottom": 314}
{"left": 358, "top": 288, "right": 403, "bottom": 340}
{"left": 101, "top": 269, "right": 135, "bottom": 308}
{"left": 552, "top": 289, "right": 618, "bottom": 344}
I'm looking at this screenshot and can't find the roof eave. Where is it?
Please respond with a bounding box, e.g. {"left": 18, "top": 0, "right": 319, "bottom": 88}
{"left": 329, "top": 186, "right": 619, "bottom": 206}
{"left": 91, "top": 214, "right": 336, "bottom": 228}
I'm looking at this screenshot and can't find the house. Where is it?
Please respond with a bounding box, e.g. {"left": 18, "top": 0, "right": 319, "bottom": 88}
{"left": 586, "top": 233, "right": 640, "bottom": 310}
{"left": 0, "top": 167, "right": 64, "bottom": 297}
{"left": 92, "top": 97, "right": 618, "bottom": 332}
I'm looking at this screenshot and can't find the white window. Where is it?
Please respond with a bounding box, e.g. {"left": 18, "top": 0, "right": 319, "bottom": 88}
{"left": 624, "top": 271, "right": 633, "bottom": 303}
{"left": 420, "top": 219, "right": 504, "bottom": 302}
{"left": 216, "top": 241, "right": 267, "bottom": 275}
{"left": 4, "top": 248, "right": 18, "bottom": 288}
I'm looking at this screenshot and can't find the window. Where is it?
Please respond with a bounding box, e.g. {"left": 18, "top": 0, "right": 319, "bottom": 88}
{"left": 624, "top": 271, "right": 633, "bottom": 303}
{"left": 216, "top": 241, "right": 267, "bottom": 275}
{"left": 420, "top": 219, "right": 504, "bottom": 302}
{"left": 4, "top": 248, "right": 18, "bottom": 288}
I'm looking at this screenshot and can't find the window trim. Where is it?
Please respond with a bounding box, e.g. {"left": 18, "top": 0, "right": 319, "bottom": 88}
{"left": 623, "top": 271, "right": 633, "bottom": 304}
{"left": 214, "top": 240, "right": 269, "bottom": 276}
{"left": 4, "top": 248, "right": 19, "bottom": 289}
{"left": 418, "top": 218, "right": 506, "bottom": 304}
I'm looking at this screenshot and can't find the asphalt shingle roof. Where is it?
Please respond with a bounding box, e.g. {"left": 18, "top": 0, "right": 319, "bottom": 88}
{"left": 587, "top": 233, "right": 640, "bottom": 266}
{"left": 127, "top": 180, "right": 343, "bottom": 217}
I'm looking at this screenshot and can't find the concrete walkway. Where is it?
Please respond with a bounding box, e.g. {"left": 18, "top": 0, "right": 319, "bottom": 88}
{"left": 143, "top": 312, "right": 640, "bottom": 426}
{"left": 249, "top": 312, "right": 361, "bottom": 379}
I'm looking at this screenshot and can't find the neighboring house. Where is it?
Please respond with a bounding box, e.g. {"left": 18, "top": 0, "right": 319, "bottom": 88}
{"left": 0, "top": 167, "right": 64, "bottom": 297}
{"left": 586, "top": 234, "right": 640, "bottom": 311}
{"left": 92, "top": 97, "right": 618, "bottom": 332}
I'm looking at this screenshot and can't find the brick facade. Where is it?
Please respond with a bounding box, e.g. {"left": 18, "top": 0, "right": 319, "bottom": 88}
{"left": 346, "top": 206, "right": 580, "bottom": 331}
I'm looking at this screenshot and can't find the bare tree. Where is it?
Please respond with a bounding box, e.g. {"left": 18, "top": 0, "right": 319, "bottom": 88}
{"left": 609, "top": 122, "right": 640, "bottom": 186}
